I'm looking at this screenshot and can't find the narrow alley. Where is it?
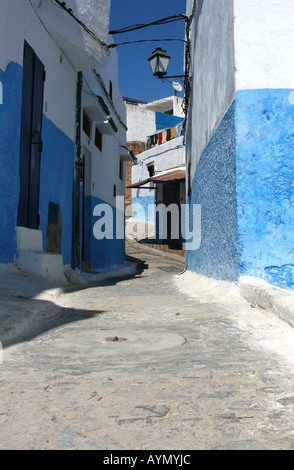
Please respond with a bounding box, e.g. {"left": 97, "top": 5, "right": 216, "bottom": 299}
{"left": 1, "top": 241, "right": 294, "bottom": 451}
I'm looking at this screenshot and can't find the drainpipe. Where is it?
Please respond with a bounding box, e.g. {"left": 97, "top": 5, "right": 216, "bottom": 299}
{"left": 73, "top": 71, "right": 83, "bottom": 271}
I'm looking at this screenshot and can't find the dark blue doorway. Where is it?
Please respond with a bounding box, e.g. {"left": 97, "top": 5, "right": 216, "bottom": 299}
{"left": 18, "top": 41, "right": 45, "bottom": 229}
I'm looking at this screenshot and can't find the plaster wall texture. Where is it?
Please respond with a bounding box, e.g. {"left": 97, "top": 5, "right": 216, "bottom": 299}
{"left": 186, "top": 102, "right": 239, "bottom": 281}
{"left": 234, "top": 0, "right": 294, "bottom": 90}
{"left": 235, "top": 89, "right": 294, "bottom": 288}
{"left": 126, "top": 104, "right": 157, "bottom": 143}
{"left": 0, "top": 63, "right": 23, "bottom": 263}
{"left": 83, "top": 195, "right": 125, "bottom": 271}
{"left": 31, "top": 0, "right": 110, "bottom": 70}
{"left": 39, "top": 116, "right": 75, "bottom": 266}
{"left": 186, "top": 0, "right": 294, "bottom": 289}
{"left": 185, "top": 0, "right": 235, "bottom": 176}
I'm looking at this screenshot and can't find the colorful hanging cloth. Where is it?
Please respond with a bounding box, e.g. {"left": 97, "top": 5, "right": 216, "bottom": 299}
{"left": 175, "top": 121, "right": 183, "bottom": 138}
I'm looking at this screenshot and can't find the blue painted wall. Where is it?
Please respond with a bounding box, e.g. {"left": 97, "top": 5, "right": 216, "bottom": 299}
{"left": 155, "top": 112, "right": 184, "bottom": 131}
{"left": 186, "top": 102, "right": 239, "bottom": 281}
{"left": 131, "top": 195, "right": 155, "bottom": 223}
{"left": 85, "top": 195, "right": 125, "bottom": 271}
{"left": 39, "top": 115, "right": 75, "bottom": 266}
{"left": 187, "top": 89, "right": 294, "bottom": 289}
{"left": 0, "top": 63, "right": 76, "bottom": 267}
{"left": 0, "top": 63, "right": 23, "bottom": 263}
{"left": 0, "top": 62, "right": 126, "bottom": 273}
{"left": 235, "top": 89, "right": 294, "bottom": 289}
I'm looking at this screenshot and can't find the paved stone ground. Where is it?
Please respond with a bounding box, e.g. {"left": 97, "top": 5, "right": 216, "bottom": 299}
{"left": 1, "top": 242, "right": 294, "bottom": 450}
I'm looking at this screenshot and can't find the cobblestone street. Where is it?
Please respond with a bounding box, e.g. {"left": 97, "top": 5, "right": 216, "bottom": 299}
{"left": 1, "top": 243, "right": 294, "bottom": 450}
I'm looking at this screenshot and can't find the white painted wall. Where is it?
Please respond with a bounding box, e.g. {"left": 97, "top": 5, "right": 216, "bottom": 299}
{"left": 32, "top": 0, "right": 110, "bottom": 70}
{"left": 82, "top": 45, "right": 127, "bottom": 208}
{"left": 185, "top": 0, "right": 235, "bottom": 176}
{"left": 126, "top": 96, "right": 184, "bottom": 144}
{"left": 132, "top": 137, "right": 185, "bottom": 198}
{"left": 234, "top": 0, "right": 294, "bottom": 90}
{"left": 99, "top": 36, "right": 127, "bottom": 130}
{"left": 126, "top": 104, "right": 156, "bottom": 144}
{"left": 143, "top": 96, "right": 184, "bottom": 117}
{"left": 0, "top": 0, "right": 78, "bottom": 140}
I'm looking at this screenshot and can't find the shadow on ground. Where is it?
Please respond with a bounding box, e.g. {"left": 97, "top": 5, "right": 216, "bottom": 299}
{"left": 0, "top": 256, "right": 148, "bottom": 349}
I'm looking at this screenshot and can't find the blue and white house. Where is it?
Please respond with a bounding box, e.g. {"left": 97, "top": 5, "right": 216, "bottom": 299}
{"left": 0, "top": 0, "right": 129, "bottom": 281}
{"left": 185, "top": 0, "right": 294, "bottom": 289}
{"left": 126, "top": 96, "right": 185, "bottom": 246}
{"left": 81, "top": 58, "right": 130, "bottom": 272}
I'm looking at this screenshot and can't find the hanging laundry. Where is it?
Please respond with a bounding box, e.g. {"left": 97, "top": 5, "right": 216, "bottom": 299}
{"left": 151, "top": 134, "right": 157, "bottom": 147}
{"left": 162, "top": 130, "right": 167, "bottom": 144}
{"left": 171, "top": 126, "right": 176, "bottom": 139}
{"left": 158, "top": 132, "right": 162, "bottom": 145}
{"left": 175, "top": 121, "right": 183, "bottom": 138}
{"left": 147, "top": 136, "right": 151, "bottom": 149}
{"left": 167, "top": 128, "right": 171, "bottom": 141}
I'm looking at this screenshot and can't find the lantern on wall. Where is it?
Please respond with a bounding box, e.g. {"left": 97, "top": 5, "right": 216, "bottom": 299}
{"left": 148, "top": 47, "right": 171, "bottom": 78}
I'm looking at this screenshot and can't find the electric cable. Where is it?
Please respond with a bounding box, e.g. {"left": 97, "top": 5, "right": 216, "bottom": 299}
{"left": 53, "top": 0, "right": 109, "bottom": 52}
{"left": 109, "top": 38, "right": 186, "bottom": 48}
{"left": 109, "top": 14, "right": 188, "bottom": 35}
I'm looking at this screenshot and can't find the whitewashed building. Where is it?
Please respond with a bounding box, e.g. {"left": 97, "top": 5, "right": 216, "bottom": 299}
{"left": 0, "top": 0, "right": 129, "bottom": 281}
{"left": 185, "top": 0, "right": 294, "bottom": 289}
{"left": 126, "top": 96, "right": 185, "bottom": 247}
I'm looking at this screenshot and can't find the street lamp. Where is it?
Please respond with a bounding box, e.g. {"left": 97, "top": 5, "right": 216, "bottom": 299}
{"left": 148, "top": 47, "right": 184, "bottom": 80}
{"left": 148, "top": 47, "right": 171, "bottom": 78}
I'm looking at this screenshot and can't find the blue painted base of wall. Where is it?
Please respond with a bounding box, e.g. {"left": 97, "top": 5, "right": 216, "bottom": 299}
{"left": 186, "top": 102, "right": 239, "bottom": 282}
{"left": 84, "top": 195, "right": 125, "bottom": 271}
{"left": 0, "top": 62, "right": 76, "bottom": 268}
{"left": 187, "top": 89, "right": 294, "bottom": 290}
{"left": 236, "top": 89, "right": 294, "bottom": 289}
{"left": 39, "top": 116, "right": 75, "bottom": 266}
{"left": 0, "top": 63, "right": 23, "bottom": 263}
{"left": 131, "top": 195, "right": 155, "bottom": 223}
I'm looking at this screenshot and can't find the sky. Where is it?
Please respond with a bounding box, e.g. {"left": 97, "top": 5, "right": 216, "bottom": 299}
{"left": 109, "top": 0, "right": 187, "bottom": 103}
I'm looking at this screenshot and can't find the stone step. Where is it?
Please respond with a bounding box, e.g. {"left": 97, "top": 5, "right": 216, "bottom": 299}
{"left": 17, "top": 227, "right": 43, "bottom": 252}
{"left": 17, "top": 250, "right": 67, "bottom": 284}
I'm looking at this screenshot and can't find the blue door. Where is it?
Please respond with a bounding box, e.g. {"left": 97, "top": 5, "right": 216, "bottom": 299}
{"left": 18, "top": 41, "right": 45, "bottom": 229}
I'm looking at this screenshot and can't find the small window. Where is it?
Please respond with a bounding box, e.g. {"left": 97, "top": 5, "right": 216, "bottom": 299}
{"left": 147, "top": 164, "right": 155, "bottom": 177}
{"left": 95, "top": 126, "right": 102, "bottom": 151}
{"left": 109, "top": 80, "right": 113, "bottom": 100}
{"left": 113, "top": 184, "right": 116, "bottom": 198}
{"left": 83, "top": 110, "right": 91, "bottom": 138}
